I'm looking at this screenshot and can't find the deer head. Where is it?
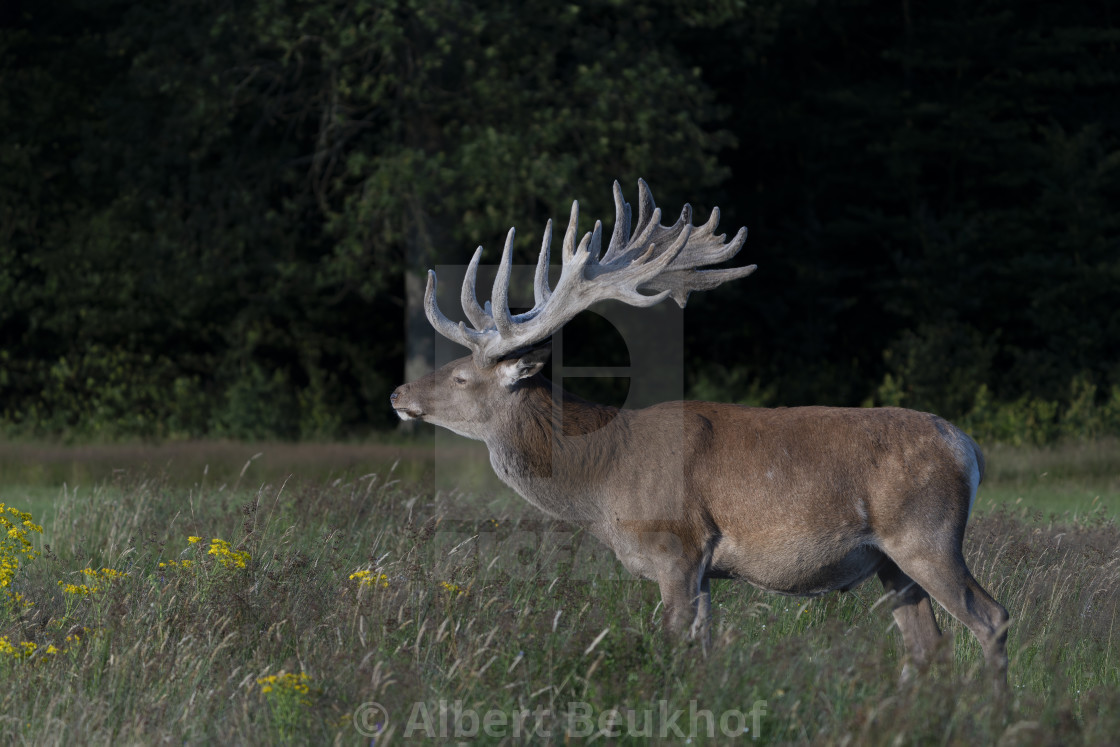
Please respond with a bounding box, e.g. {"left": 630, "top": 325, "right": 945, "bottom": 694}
{"left": 391, "top": 179, "right": 756, "bottom": 437}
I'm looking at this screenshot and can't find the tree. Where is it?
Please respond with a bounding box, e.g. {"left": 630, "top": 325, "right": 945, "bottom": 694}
{"left": 0, "top": 0, "right": 738, "bottom": 436}
{"left": 230, "top": 0, "right": 738, "bottom": 382}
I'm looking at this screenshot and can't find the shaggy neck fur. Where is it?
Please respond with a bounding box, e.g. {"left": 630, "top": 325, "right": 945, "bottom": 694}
{"left": 485, "top": 375, "right": 626, "bottom": 522}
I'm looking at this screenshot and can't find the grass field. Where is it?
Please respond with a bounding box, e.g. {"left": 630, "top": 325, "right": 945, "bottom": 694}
{"left": 0, "top": 437, "right": 1118, "bottom": 744}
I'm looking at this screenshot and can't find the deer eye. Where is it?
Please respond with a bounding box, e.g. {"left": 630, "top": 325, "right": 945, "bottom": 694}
{"left": 453, "top": 375, "right": 467, "bottom": 385}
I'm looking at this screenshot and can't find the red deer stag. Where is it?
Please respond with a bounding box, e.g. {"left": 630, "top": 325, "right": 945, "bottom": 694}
{"left": 391, "top": 180, "right": 1009, "bottom": 684}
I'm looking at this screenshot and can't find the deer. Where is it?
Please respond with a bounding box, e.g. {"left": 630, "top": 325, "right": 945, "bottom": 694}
{"left": 391, "top": 179, "right": 1009, "bottom": 686}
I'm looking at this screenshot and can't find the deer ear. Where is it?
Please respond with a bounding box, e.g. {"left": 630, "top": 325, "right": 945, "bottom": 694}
{"left": 497, "top": 346, "right": 551, "bottom": 388}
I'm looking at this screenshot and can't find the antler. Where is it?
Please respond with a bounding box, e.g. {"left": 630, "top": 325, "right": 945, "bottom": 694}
{"left": 425, "top": 179, "right": 756, "bottom": 365}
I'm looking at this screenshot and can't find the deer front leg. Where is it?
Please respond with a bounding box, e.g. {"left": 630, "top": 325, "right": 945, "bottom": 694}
{"left": 692, "top": 575, "right": 712, "bottom": 648}
{"left": 657, "top": 559, "right": 711, "bottom": 652}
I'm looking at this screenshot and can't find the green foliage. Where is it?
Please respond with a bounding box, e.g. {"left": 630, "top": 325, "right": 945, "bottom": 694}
{"left": 2, "top": 457, "right": 1120, "bottom": 742}
{"left": 872, "top": 374, "right": 1120, "bottom": 447}
{"left": 878, "top": 323, "right": 997, "bottom": 418}
{"left": 694, "top": 358, "right": 1120, "bottom": 446}
{"left": 960, "top": 386, "right": 1062, "bottom": 447}
{"left": 212, "top": 364, "right": 299, "bottom": 441}
{"left": 1, "top": 0, "right": 1118, "bottom": 441}
{"left": 687, "top": 363, "right": 776, "bottom": 407}
{"left": 0, "top": 0, "right": 733, "bottom": 439}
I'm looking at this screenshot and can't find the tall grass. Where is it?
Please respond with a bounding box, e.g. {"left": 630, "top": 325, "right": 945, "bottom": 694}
{"left": 0, "top": 462, "right": 1117, "bottom": 744}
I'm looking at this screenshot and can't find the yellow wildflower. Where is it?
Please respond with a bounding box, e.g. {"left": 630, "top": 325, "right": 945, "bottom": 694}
{"left": 207, "top": 538, "right": 250, "bottom": 569}
{"left": 349, "top": 569, "right": 389, "bottom": 588}
{"left": 0, "top": 636, "right": 40, "bottom": 661}
{"left": 440, "top": 581, "right": 466, "bottom": 596}
{"left": 59, "top": 567, "right": 126, "bottom": 595}
{"left": 0, "top": 504, "right": 42, "bottom": 592}
{"left": 59, "top": 581, "right": 96, "bottom": 595}
{"left": 257, "top": 671, "right": 313, "bottom": 704}
{"left": 4, "top": 590, "right": 32, "bottom": 608}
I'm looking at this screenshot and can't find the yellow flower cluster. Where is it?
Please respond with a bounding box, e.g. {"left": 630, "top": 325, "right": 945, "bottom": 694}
{"left": 0, "top": 637, "right": 37, "bottom": 659}
{"left": 257, "top": 671, "right": 313, "bottom": 704}
{"left": 160, "top": 536, "right": 248, "bottom": 572}
{"left": 6, "top": 590, "right": 32, "bottom": 609}
{"left": 349, "top": 570, "right": 389, "bottom": 588}
{"left": 207, "top": 538, "right": 250, "bottom": 569}
{"left": 0, "top": 632, "right": 82, "bottom": 662}
{"left": 440, "top": 581, "right": 466, "bottom": 596}
{"left": 57, "top": 567, "right": 127, "bottom": 596}
{"left": 58, "top": 582, "right": 95, "bottom": 596}
{"left": 43, "top": 632, "right": 82, "bottom": 657}
{"left": 89, "top": 567, "right": 125, "bottom": 581}
{"left": 1, "top": 504, "right": 42, "bottom": 597}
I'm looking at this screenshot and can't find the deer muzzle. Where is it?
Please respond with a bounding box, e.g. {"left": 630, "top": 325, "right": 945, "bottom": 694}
{"left": 390, "top": 385, "right": 423, "bottom": 420}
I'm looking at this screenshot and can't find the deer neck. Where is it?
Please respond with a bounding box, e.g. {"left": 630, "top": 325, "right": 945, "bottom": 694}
{"left": 485, "top": 376, "right": 624, "bottom": 524}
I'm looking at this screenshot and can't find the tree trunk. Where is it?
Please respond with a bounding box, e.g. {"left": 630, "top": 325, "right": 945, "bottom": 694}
{"left": 399, "top": 197, "right": 440, "bottom": 431}
{"left": 403, "top": 266, "right": 435, "bottom": 384}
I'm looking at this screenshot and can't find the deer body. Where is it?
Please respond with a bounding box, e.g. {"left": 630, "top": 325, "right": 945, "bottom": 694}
{"left": 393, "top": 180, "right": 1009, "bottom": 685}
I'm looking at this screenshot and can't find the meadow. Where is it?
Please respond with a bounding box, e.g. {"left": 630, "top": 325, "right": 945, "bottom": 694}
{"left": 0, "top": 437, "right": 1117, "bottom": 744}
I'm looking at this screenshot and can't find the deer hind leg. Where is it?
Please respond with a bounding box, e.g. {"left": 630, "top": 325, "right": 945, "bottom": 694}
{"left": 877, "top": 559, "right": 945, "bottom": 680}
{"left": 884, "top": 546, "right": 1009, "bottom": 685}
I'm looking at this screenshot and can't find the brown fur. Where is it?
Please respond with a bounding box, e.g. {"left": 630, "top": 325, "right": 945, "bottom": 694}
{"left": 392, "top": 354, "right": 1009, "bottom": 687}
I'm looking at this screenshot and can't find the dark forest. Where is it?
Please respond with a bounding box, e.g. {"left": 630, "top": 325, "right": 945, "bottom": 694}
{"left": 2, "top": 0, "right": 1118, "bottom": 442}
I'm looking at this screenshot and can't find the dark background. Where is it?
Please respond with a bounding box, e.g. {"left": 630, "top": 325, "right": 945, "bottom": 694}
{"left": 2, "top": 0, "right": 1117, "bottom": 441}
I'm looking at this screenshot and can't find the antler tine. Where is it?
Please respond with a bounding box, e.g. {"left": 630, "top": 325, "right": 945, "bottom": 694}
{"left": 424, "top": 270, "right": 481, "bottom": 349}
{"left": 661, "top": 203, "right": 694, "bottom": 247}
{"left": 623, "top": 215, "right": 693, "bottom": 281}
{"left": 576, "top": 229, "right": 593, "bottom": 258}
{"left": 659, "top": 216, "right": 693, "bottom": 269}
{"left": 701, "top": 205, "right": 721, "bottom": 235}
{"left": 675, "top": 206, "right": 728, "bottom": 261}
{"left": 491, "top": 227, "right": 516, "bottom": 338}
{"left": 669, "top": 205, "right": 736, "bottom": 266}
{"left": 641, "top": 224, "right": 755, "bottom": 307}
{"left": 562, "top": 200, "right": 579, "bottom": 261}
{"left": 460, "top": 246, "right": 491, "bottom": 331}
{"left": 588, "top": 220, "right": 603, "bottom": 264}
{"left": 671, "top": 218, "right": 747, "bottom": 269}
{"left": 698, "top": 223, "right": 749, "bottom": 267}
{"left": 660, "top": 262, "right": 758, "bottom": 305}
{"left": 635, "top": 178, "right": 656, "bottom": 236}
{"left": 663, "top": 204, "right": 694, "bottom": 254}
{"left": 627, "top": 206, "right": 662, "bottom": 262}
{"left": 566, "top": 222, "right": 597, "bottom": 279}
{"left": 602, "top": 181, "right": 631, "bottom": 264}
{"left": 532, "top": 219, "right": 553, "bottom": 307}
